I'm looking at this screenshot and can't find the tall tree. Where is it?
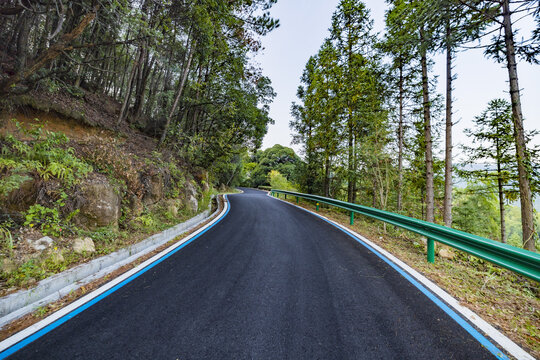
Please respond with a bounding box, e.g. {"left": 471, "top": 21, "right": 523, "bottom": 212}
{"left": 381, "top": 2, "right": 419, "bottom": 211}
{"left": 462, "top": 99, "right": 516, "bottom": 243}
{"left": 461, "top": 0, "right": 539, "bottom": 251}
{"left": 329, "top": 0, "right": 377, "bottom": 203}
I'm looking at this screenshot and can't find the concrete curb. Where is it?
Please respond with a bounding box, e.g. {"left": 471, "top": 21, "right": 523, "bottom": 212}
{"left": 0, "top": 198, "right": 218, "bottom": 328}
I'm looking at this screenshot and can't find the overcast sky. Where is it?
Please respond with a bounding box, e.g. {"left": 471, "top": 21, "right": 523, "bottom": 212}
{"left": 255, "top": 0, "right": 540, "bottom": 161}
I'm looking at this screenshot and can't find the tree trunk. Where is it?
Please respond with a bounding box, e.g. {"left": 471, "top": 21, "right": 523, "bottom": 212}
{"left": 158, "top": 38, "right": 196, "bottom": 147}
{"left": 324, "top": 154, "right": 330, "bottom": 197}
{"left": 38, "top": 0, "right": 52, "bottom": 52}
{"left": 420, "top": 26, "right": 434, "bottom": 223}
{"left": 497, "top": 153, "right": 507, "bottom": 243}
{"left": 397, "top": 60, "right": 404, "bottom": 212}
{"left": 132, "top": 45, "right": 150, "bottom": 120}
{"left": 502, "top": 0, "right": 536, "bottom": 251}
{"left": 15, "top": 12, "right": 32, "bottom": 72}
{"left": 117, "top": 48, "right": 141, "bottom": 125}
{"left": 443, "top": 24, "right": 453, "bottom": 228}
{"left": 0, "top": 9, "right": 97, "bottom": 95}
{"left": 347, "top": 112, "right": 354, "bottom": 203}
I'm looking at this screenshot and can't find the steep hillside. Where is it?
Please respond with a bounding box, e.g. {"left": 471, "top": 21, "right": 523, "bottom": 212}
{"left": 0, "top": 88, "right": 215, "bottom": 294}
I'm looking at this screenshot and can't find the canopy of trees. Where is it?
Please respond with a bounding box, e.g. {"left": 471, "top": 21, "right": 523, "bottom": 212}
{"left": 243, "top": 144, "right": 301, "bottom": 188}
{"left": 290, "top": 0, "right": 539, "bottom": 251}
{"left": 0, "top": 0, "right": 278, "bottom": 169}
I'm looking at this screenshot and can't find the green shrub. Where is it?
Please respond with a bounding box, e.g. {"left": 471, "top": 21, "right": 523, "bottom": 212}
{"left": 0, "top": 220, "right": 14, "bottom": 254}
{"left": 24, "top": 204, "right": 63, "bottom": 237}
{"left": 268, "top": 170, "right": 296, "bottom": 191}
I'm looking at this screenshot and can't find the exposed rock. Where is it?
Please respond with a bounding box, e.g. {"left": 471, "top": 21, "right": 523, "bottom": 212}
{"left": 219, "top": 184, "right": 227, "bottom": 193}
{"left": 48, "top": 249, "right": 65, "bottom": 264}
{"left": 26, "top": 236, "right": 54, "bottom": 252}
{"left": 164, "top": 199, "right": 179, "bottom": 217}
{"left": 201, "top": 181, "right": 210, "bottom": 193}
{"left": 0, "top": 258, "right": 17, "bottom": 273}
{"left": 438, "top": 247, "right": 455, "bottom": 260}
{"left": 128, "top": 194, "right": 144, "bottom": 217}
{"left": 184, "top": 180, "right": 198, "bottom": 199}
{"left": 188, "top": 195, "right": 198, "bottom": 212}
{"left": 1, "top": 176, "right": 37, "bottom": 213}
{"left": 76, "top": 175, "right": 121, "bottom": 230}
{"left": 142, "top": 173, "right": 164, "bottom": 205}
{"left": 73, "top": 237, "right": 95, "bottom": 253}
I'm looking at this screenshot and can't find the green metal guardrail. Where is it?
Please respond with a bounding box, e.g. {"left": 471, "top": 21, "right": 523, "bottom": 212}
{"left": 271, "top": 189, "right": 540, "bottom": 282}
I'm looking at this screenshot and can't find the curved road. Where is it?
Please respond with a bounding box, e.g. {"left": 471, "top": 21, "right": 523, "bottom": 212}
{"left": 5, "top": 189, "right": 499, "bottom": 359}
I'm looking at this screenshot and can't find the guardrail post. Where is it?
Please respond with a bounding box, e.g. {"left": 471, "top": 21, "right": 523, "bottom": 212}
{"left": 427, "top": 239, "right": 435, "bottom": 263}
{"left": 285, "top": 194, "right": 287, "bottom": 199}
{"left": 350, "top": 211, "right": 354, "bottom": 225}
{"left": 296, "top": 196, "right": 299, "bottom": 204}
{"left": 316, "top": 202, "right": 319, "bottom": 211}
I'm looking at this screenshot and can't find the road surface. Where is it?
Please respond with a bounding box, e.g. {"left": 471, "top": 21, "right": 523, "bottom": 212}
{"left": 3, "top": 189, "right": 501, "bottom": 359}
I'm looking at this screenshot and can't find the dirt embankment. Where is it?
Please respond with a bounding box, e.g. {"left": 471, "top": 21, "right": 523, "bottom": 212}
{"left": 0, "top": 88, "right": 210, "bottom": 295}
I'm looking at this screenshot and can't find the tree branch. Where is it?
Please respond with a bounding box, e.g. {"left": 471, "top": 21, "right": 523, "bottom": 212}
{"left": 0, "top": 6, "right": 98, "bottom": 95}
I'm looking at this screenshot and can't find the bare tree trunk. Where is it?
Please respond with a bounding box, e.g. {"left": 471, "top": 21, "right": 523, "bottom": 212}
{"left": 158, "top": 38, "right": 196, "bottom": 147}
{"left": 420, "top": 26, "right": 434, "bottom": 224}
{"left": 497, "top": 153, "right": 507, "bottom": 243}
{"left": 132, "top": 45, "right": 149, "bottom": 120}
{"left": 443, "top": 23, "right": 453, "bottom": 228}
{"left": 15, "top": 12, "right": 32, "bottom": 72}
{"left": 324, "top": 154, "right": 330, "bottom": 197}
{"left": 502, "top": 0, "right": 536, "bottom": 251}
{"left": 347, "top": 112, "right": 354, "bottom": 203}
{"left": 397, "top": 60, "right": 404, "bottom": 212}
{"left": 38, "top": 0, "right": 52, "bottom": 52}
{"left": 352, "top": 133, "right": 358, "bottom": 203}
{"left": 117, "top": 48, "right": 141, "bottom": 125}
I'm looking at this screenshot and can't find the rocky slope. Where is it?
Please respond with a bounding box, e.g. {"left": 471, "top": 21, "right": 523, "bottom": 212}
{"left": 0, "top": 88, "right": 212, "bottom": 293}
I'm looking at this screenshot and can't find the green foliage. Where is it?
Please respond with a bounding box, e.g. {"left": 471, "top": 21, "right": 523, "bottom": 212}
{"left": 0, "top": 220, "right": 14, "bottom": 254}
{"left": 134, "top": 214, "right": 156, "bottom": 230}
{"left": 0, "top": 172, "right": 31, "bottom": 197}
{"left": 453, "top": 184, "right": 500, "bottom": 240}
{"left": 505, "top": 206, "right": 540, "bottom": 250}
{"left": 41, "top": 78, "right": 62, "bottom": 93}
{"left": 461, "top": 99, "right": 517, "bottom": 198}
{"left": 24, "top": 205, "right": 63, "bottom": 237}
{"left": 268, "top": 170, "right": 296, "bottom": 191}
{"left": 198, "top": 189, "right": 216, "bottom": 212}
{"left": 0, "top": 121, "right": 93, "bottom": 188}
{"left": 5, "top": 259, "right": 47, "bottom": 287}
{"left": 245, "top": 144, "right": 302, "bottom": 188}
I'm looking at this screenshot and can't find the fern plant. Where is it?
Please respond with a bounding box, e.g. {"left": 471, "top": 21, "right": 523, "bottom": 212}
{"left": 0, "top": 120, "right": 93, "bottom": 189}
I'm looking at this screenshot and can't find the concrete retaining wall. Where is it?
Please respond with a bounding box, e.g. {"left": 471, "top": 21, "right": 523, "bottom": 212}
{"left": 0, "top": 202, "right": 217, "bottom": 328}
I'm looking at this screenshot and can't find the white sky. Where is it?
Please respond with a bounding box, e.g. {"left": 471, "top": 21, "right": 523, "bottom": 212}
{"left": 256, "top": 0, "right": 540, "bottom": 161}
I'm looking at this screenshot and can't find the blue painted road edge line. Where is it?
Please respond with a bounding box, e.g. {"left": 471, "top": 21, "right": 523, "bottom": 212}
{"left": 0, "top": 196, "right": 231, "bottom": 359}
{"left": 284, "top": 200, "right": 509, "bottom": 360}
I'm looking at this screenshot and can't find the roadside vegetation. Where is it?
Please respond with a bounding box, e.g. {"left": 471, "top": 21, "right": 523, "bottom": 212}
{"left": 0, "top": 0, "right": 279, "bottom": 292}
{"left": 287, "top": 0, "right": 539, "bottom": 252}
{"left": 0, "top": 119, "right": 219, "bottom": 293}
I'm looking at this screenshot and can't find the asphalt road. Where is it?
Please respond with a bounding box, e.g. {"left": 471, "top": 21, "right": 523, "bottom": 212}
{"left": 6, "top": 188, "right": 499, "bottom": 359}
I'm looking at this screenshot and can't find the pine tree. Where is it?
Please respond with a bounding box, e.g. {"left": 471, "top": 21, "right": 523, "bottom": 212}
{"left": 463, "top": 99, "right": 516, "bottom": 243}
